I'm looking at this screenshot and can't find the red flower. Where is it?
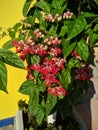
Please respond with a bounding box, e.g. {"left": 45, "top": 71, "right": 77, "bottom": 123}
{"left": 30, "top": 63, "right": 41, "bottom": 72}
{"left": 75, "top": 66, "right": 93, "bottom": 80}
{"left": 45, "top": 74, "right": 60, "bottom": 87}
{"left": 71, "top": 50, "right": 79, "bottom": 57}
{"left": 37, "top": 49, "right": 47, "bottom": 55}
{"left": 47, "top": 86, "right": 69, "bottom": 97}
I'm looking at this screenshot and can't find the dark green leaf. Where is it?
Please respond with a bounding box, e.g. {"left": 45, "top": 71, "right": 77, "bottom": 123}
{"left": 0, "top": 61, "right": 8, "bottom": 93}
{"left": 63, "top": 42, "right": 76, "bottom": 58}
{"left": 87, "top": 48, "right": 95, "bottom": 65}
{"left": 0, "top": 48, "right": 25, "bottom": 69}
{"left": 18, "top": 80, "right": 35, "bottom": 95}
{"left": 67, "top": 16, "right": 86, "bottom": 41}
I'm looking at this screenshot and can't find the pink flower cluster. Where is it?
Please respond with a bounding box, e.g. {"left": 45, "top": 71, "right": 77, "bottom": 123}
{"left": 75, "top": 66, "right": 93, "bottom": 80}
{"left": 45, "top": 11, "right": 73, "bottom": 22}
{"left": 12, "top": 29, "right": 68, "bottom": 97}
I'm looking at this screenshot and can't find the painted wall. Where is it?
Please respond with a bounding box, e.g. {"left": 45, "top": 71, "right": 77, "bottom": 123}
{"left": 0, "top": 0, "right": 29, "bottom": 119}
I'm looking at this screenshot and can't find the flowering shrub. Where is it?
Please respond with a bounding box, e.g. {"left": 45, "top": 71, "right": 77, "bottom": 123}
{"left": 0, "top": 0, "right": 98, "bottom": 129}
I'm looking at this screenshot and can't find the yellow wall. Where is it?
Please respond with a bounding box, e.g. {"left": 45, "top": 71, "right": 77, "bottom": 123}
{"left": 0, "top": 0, "right": 29, "bottom": 119}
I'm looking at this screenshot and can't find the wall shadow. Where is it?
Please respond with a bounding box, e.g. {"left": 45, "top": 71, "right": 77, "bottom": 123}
{"left": 75, "top": 80, "right": 96, "bottom": 130}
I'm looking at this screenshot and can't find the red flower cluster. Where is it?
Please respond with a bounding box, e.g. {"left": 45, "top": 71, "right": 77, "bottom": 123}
{"left": 48, "top": 86, "right": 69, "bottom": 97}
{"left": 12, "top": 29, "right": 68, "bottom": 98}
{"left": 75, "top": 66, "right": 93, "bottom": 80}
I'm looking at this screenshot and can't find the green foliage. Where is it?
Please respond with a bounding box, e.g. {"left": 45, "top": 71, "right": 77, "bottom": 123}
{"left": 0, "top": 48, "right": 25, "bottom": 93}
{"left": 18, "top": 80, "right": 36, "bottom": 95}
{"left": 2, "top": 39, "right": 14, "bottom": 49}
{"left": 0, "top": 61, "right": 7, "bottom": 93}
{"left": 0, "top": 0, "right": 98, "bottom": 129}
{"left": 66, "top": 16, "right": 87, "bottom": 41}
{"left": 0, "top": 49, "right": 25, "bottom": 69}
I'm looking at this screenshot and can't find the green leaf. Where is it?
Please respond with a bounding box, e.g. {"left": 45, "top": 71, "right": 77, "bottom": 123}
{"left": 58, "top": 69, "right": 71, "bottom": 89}
{"left": 35, "top": 106, "right": 45, "bottom": 125}
{"left": 0, "top": 48, "right": 25, "bottom": 69}
{"left": 59, "top": 24, "right": 68, "bottom": 37}
{"left": 28, "top": 88, "right": 45, "bottom": 124}
{"left": 33, "top": 71, "right": 39, "bottom": 79}
{"left": 36, "top": 1, "right": 50, "bottom": 13}
{"left": 29, "top": 87, "right": 39, "bottom": 107}
{"left": 2, "top": 39, "right": 13, "bottom": 49}
{"left": 76, "top": 40, "right": 90, "bottom": 61}
{"left": 0, "top": 61, "right": 8, "bottom": 93}
{"left": 18, "top": 33, "right": 26, "bottom": 40}
{"left": 46, "top": 94, "right": 57, "bottom": 116}
{"left": 41, "top": 99, "right": 46, "bottom": 109}
{"left": 81, "top": 12, "right": 98, "bottom": 18}
{"left": 52, "top": 0, "right": 66, "bottom": 10}
{"left": 31, "top": 55, "right": 40, "bottom": 64}
{"left": 29, "top": 88, "right": 39, "bottom": 112}
{"left": 37, "top": 79, "right": 46, "bottom": 92}
{"left": 89, "top": 32, "right": 98, "bottom": 47}
{"left": 94, "top": 24, "right": 98, "bottom": 32}
{"left": 8, "top": 30, "right": 15, "bottom": 39}
{"left": 87, "top": 48, "right": 95, "bottom": 65}
{"left": 94, "top": 0, "right": 98, "bottom": 4}
{"left": 63, "top": 42, "right": 76, "bottom": 58}
{"left": 67, "top": 58, "right": 80, "bottom": 69}
{"left": 33, "top": 8, "right": 42, "bottom": 21}
{"left": 67, "top": 16, "right": 86, "bottom": 41}
{"left": 22, "top": 0, "right": 32, "bottom": 17}
{"left": 49, "top": 25, "right": 58, "bottom": 37}
{"left": 18, "top": 80, "right": 35, "bottom": 95}
{"left": 13, "top": 22, "right": 22, "bottom": 31}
